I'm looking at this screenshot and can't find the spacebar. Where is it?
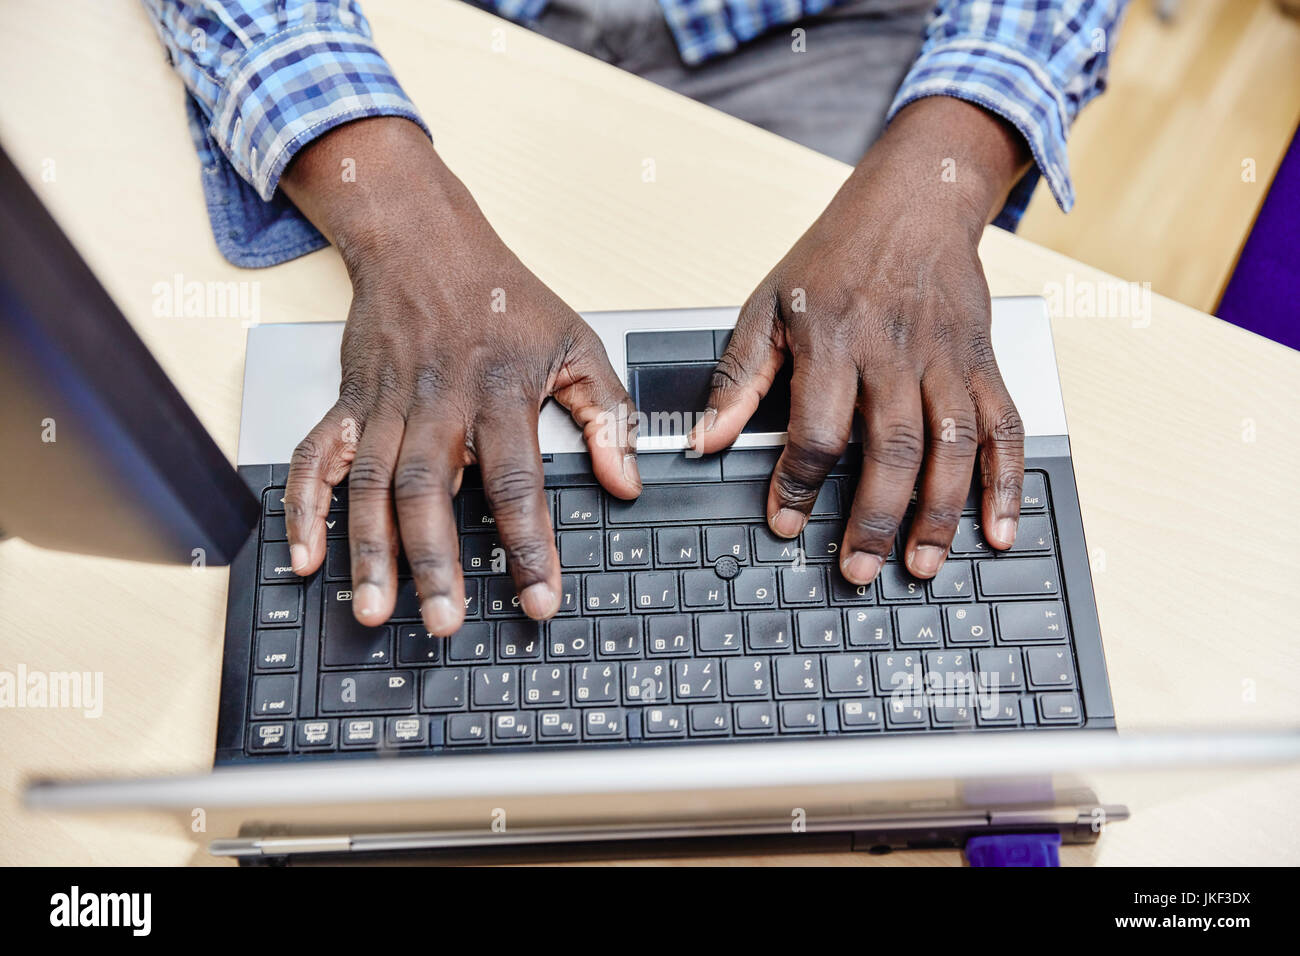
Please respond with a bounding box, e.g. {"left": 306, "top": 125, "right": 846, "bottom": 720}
{"left": 607, "top": 480, "right": 838, "bottom": 524}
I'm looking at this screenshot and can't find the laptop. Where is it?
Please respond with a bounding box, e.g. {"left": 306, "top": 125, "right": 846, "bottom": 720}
{"left": 6, "top": 147, "right": 1298, "bottom": 864}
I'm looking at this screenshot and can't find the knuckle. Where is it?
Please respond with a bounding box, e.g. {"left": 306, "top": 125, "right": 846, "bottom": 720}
{"left": 988, "top": 405, "right": 1026, "bottom": 445}
{"left": 505, "top": 537, "right": 553, "bottom": 579}
{"left": 482, "top": 464, "right": 543, "bottom": 515}
{"left": 708, "top": 351, "right": 747, "bottom": 395}
{"left": 405, "top": 548, "right": 455, "bottom": 581}
{"left": 392, "top": 458, "right": 449, "bottom": 502}
{"left": 350, "top": 536, "right": 394, "bottom": 565}
{"left": 847, "top": 509, "right": 901, "bottom": 547}
{"left": 930, "top": 412, "right": 979, "bottom": 456}
{"left": 915, "top": 504, "right": 963, "bottom": 530}
{"left": 866, "top": 422, "right": 925, "bottom": 472}
{"left": 348, "top": 454, "right": 394, "bottom": 496}
{"left": 290, "top": 435, "right": 323, "bottom": 473}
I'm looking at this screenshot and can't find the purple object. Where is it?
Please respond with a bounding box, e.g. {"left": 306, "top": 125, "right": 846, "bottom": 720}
{"left": 966, "top": 832, "right": 1062, "bottom": 867}
{"left": 1217, "top": 126, "right": 1300, "bottom": 352}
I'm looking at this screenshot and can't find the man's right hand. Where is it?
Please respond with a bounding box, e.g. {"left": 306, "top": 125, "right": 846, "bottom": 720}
{"left": 278, "top": 118, "right": 640, "bottom": 638}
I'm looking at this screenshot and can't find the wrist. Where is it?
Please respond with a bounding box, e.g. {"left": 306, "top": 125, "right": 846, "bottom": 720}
{"left": 849, "top": 97, "right": 1032, "bottom": 239}
{"left": 279, "top": 116, "right": 476, "bottom": 276}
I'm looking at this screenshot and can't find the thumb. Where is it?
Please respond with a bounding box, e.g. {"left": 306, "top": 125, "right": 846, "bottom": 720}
{"left": 689, "top": 283, "right": 785, "bottom": 455}
{"left": 551, "top": 327, "right": 642, "bottom": 500}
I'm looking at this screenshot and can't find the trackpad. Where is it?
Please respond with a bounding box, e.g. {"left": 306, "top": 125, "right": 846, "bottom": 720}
{"left": 628, "top": 362, "right": 793, "bottom": 436}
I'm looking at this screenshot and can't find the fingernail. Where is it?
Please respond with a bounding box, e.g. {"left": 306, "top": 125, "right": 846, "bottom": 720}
{"left": 290, "top": 544, "right": 309, "bottom": 571}
{"left": 910, "top": 545, "right": 945, "bottom": 577}
{"left": 699, "top": 408, "right": 718, "bottom": 432}
{"left": 992, "top": 517, "right": 1017, "bottom": 547}
{"left": 354, "top": 583, "right": 382, "bottom": 619}
{"left": 770, "top": 508, "right": 806, "bottom": 538}
{"left": 622, "top": 453, "right": 641, "bottom": 489}
{"left": 519, "top": 582, "right": 558, "bottom": 619}
{"left": 422, "top": 595, "right": 458, "bottom": 635}
{"left": 841, "top": 551, "right": 882, "bottom": 585}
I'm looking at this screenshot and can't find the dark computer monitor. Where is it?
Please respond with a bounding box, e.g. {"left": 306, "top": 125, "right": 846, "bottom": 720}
{"left": 0, "top": 145, "right": 258, "bottom": 565}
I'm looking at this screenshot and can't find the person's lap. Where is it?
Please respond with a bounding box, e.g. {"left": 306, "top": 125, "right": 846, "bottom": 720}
{"left": 529, "top": 0, "right": 932, "bottom": 164}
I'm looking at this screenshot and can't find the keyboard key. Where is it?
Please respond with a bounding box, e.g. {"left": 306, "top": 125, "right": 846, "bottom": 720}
{"left": 705, "top": 526, "right": 749, "bottom": 563}
{"left": 780, "top": 566, "right": 825, "bottom": 605}
{"left": 746, "top": 610, "right": 792, "bottom": 651}
{"left": 263, "top": 489, "right": 285, "bottom": 514}
{"left": 492, "top": 712, "right": 534, "bottom": 744}
{"left": 260, "top": 542, "right": 297, "bottom": 581}
{"left": 557, "top": 575, "right": 580, "bottom": 616}
{"left": 523, "top": 663, "right": 570, "bottom": 706}
{"left": 689, "top": 703, "right": 732, "bottom": 736}
{"left": 624, "top": 661, "right": 669, "bottom": 704}
{"left": 252, "top": 676, "right": 296, "bottom": 718}
{"left": 262, "top": 514, "right": 287, "bottom": 541}
{"left": 885, "top": 698, "right": 927, "bottom": 729}
{"left": 995, "top": 602, "right": 1068, "bottom": 643}
{"left": 977, "top": 693, "right": 1021, "bottom": 726}
{"left": 461, "top": 534, "right": 504, "bottom": 574}
{"left": 537, "top": 709, "right": 581, "bottom": 741}
{"left": 977, "top": 558, "right": 1060, "bottom": 598}
{"left": 647, "top": 615, "right": 693, "bottom": 656}
{"left": 459, "top": 491, "right": 496, "bottom": 532}
{"left": 341, "top": 718, "right": 380, "bottom": 748}
{"left": 484, "top": 577, "right": 523, "bottom": 617}
{"left": 1008, "top": 514, "right": 1053, "bottom": 553}
{"left": 753, "top": 527, "right": 803, "bottom": 564}
{"left": 296, "top": 719, "right": 337, "bottom": 750}
{"left": 497, "top": 620, "right": 543, "bottom": 660}
{"left": 823, "top": 654, "right": 872, "bottom": 696}
{"left": 258, "top": 585, "right": 300, "bottom": 625}
{"left": 928, "top": 560, "right": 974, "bottom": 600}
{"left": 839, "top": 698, "right": 883, "bottom": 731}
{"left": 325, "top": 539, "right": 351, "bottom": 579}
{"left": 323, "top": 587, "right": 390, "bottom": 666}
{"left": 607, "top": 480, "right": 836, "bottom": 525}
{"left": 392, "top": 579, "right": 422, "bottom": 620}
{"left": 924, "top": 650, "right": 975, "bottom": 694}
{"left": 472, "top": 666, "right": 518, "bottom": 707}
{"left": 633, "top": 571, "right": 678, "bottom": 610}
{"left": 559, "top": 531, "right": 602, "bottom": 568}
{"left": 846, "top": 608, "right": 892, "bottom": 648}
{"left": 422, "top": 668, "right": 466, "bottom": 711}
{"left": 1020, "top": 473, "right": 1048, "bottom": 512}
{"left": 775, "top": 656, "right": 822, "bottom": 697}
{"left": 976, "top": 649, "right": 1024, "bottom": 691}
{"left": 796, "top": 609, "right": 842, "bottom": 650}
{"left": 396, "top": 626, "right": 441, "bottom": 665}
{"left": 1038, "top": 692, "right": 1083, "bottom": 723}
{"left": 319, "top": 671, "right": 416, "bottom": 713}
{"left": 386, "top": 716, "right": 428, "bottom": 747}
{"left": 830, "top": 574, "right": 875, "bottom": 605}
{"left": 734, "top": 701, "right": 777, "bottom": 734}
{"left": 573, "top": 662, "right": 619, "bottom": 704}
{"left": 446, "top": 622, "right": 493, "bottom": 663}
{"left": 583, "top": 572, "right": 629, "bottom": 612}
{"left": 946, "top": 605, "right": 994, "bottom": 645}
{"left": 731, "top": 567, "right": 777, "bottom": 607}
{"left": 875, "top": 652, "right": 921, "bottom": 694}
{"left": 446, "top": 713, "right": 490, "bottom": 745}
{"left": 1026, "top": 647, "right": 1076, "bottom": 688}
{"left": 595, "top": 618, "right": 641, "bottom": 658}
{"left": 582, "top": 708, "right": 626, "bottom": 740}
{"left": 673, "top": 659, "right": 721, "bottom": 701}
{"left": 780, "top": 701, "right": 823, "bottom": 733}
{"left": 724, "top": 657, "right": 771, "bottom": 699}
{"left": 681, "top": 569, "right": 728, "bottom": 609}
{"left": 548, "top": 618, "right": 594, "bottom": 659}
{"left": 644, "top": 705, "right": 688, "bottom": 737}
{"left": 949, "top": 517, "right": 991, "bottom": 556}
{"left": 558, "top": 488, "right": 601, "bottom": 526}
{"left": 254, "top": 629, "right": 299, "bottom": 671}
{"left": 696, "top": 612, "right": 743, "bottom": 653}
{"left": 607, "top": 529, "right": 651, "bottom": 567}
{"left": 655, "top": 528, "right": 700, "bottom": 567}
{"left": 878, "top": 564, "right": 925, "bottom": 602}
{"left": 894, "top": 606, "right": 942, "bottom": 648}
{"left": 802, "top": 521, "right": 842, "bottom": 562}
{"left": 930, "top": 701, "right": 976, "bottom": 728}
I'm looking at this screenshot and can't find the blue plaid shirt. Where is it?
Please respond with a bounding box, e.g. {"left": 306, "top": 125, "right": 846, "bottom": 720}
{"left": 144, "top": 0, "right": 1125, "bottom": 266}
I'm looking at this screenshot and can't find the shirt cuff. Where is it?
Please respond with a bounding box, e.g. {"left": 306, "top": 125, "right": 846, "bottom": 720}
{"left": 887, "top": 37, "right": 1076, "bottom": 214}
{"left": 210, "top": 21, "right": 430, "bottom": 201}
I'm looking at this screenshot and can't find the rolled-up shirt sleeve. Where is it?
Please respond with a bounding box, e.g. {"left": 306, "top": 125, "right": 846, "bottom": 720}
{"left": 142, "top": 1, "right": 429, "bottom": 265}
{"left": 887, "top": 0, "right": 1128, "bottom": 229}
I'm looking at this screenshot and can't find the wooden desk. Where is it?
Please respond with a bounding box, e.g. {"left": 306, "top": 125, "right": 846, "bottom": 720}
{"left": 1, "top": 0, "right": 1297, "bottom": 866}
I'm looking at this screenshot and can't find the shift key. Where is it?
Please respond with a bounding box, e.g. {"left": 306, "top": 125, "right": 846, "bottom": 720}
{"left": 320, "top": 671, "right": 416, "bottom": 713}
{"left": 977, "top": 558, "right": 1060, "bottom": 598}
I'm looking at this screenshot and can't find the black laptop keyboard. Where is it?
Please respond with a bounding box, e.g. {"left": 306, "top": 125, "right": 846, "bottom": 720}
{"left": 244, "top": 456, "right": 1085, "bottom": 756}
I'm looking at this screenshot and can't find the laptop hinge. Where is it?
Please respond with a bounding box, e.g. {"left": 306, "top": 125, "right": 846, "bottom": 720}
{"left": 245, "top": 836, "right": 352, "bottom": 856}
